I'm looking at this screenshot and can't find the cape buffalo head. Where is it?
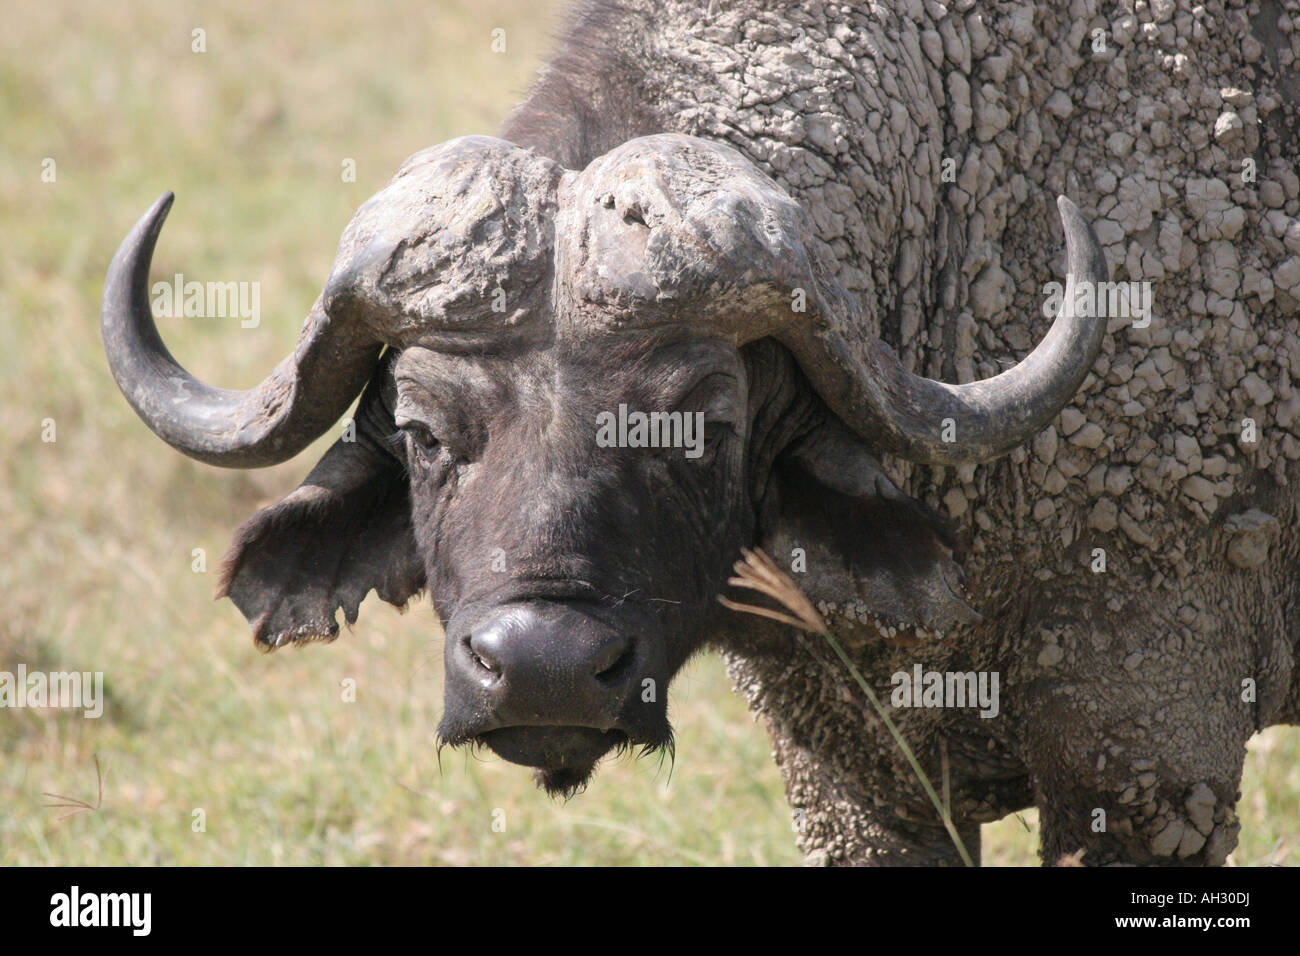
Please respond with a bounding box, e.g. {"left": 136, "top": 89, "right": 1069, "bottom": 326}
{"left": 103, "top": 133, "right": 1107, "bottom": 795}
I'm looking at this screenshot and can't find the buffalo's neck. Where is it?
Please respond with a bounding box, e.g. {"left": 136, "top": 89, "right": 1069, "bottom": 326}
{"left": 499, "top": 2, "right": 669, "bottom": 169}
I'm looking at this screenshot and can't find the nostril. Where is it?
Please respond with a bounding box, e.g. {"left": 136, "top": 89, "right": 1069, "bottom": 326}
{"left": 593, "top": 638, "right": 635, "bottom": 684}
{"left": 466, "top": 632, "right": 502, "bottom": 676}
{"left": 462, "top": 606, "right": 636, "bottom": 695}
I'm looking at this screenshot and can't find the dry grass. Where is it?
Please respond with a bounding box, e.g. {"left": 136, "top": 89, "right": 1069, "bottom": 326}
{"left": 723, "top": 548, "right": 975, "bottom": 867}
{"left": 1, "top": 0, "right": 1295, "bottom": 866}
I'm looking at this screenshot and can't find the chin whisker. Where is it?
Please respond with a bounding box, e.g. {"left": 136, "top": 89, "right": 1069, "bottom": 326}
{"left": 436, "top": 729, "right": 489, "bottom": 761}
{"left": 642, "top": 732, "right": 676, "bottom": 785}
{"left": 534, "top": 765, "right": 597, "bottom": 800}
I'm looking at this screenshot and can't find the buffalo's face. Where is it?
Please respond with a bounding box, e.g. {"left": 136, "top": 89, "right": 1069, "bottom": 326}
{"left": 102, "top": 132, "right": 1107, "bottom": 796}
{"left": 394, "top": 337, "right": 751, "bottom": 792}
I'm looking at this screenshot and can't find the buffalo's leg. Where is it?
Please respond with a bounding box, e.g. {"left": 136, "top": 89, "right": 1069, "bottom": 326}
{"left": 768, "top": 732, "right": 982, "bottom": 866}
{"left": 1015, "top": 606, "right": 1253, "bottom": 866}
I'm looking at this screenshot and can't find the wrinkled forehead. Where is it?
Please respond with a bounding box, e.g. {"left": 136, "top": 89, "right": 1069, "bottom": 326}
{"left": 323, "top": 133, "right": 808, "bottom": 350}
{"left": 391, "top": 333, "right": 747, "bottom": 403}
{"left": 393, "top": 332, "right": 745, "bottom": 377}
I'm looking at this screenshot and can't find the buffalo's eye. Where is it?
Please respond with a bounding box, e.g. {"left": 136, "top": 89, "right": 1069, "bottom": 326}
{"left": 401, "top": 423, "right": 440, "bottom": 459}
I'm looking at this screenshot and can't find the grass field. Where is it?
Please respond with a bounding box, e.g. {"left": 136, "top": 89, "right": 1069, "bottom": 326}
{"left": 1, "top": 0, "right": 1296, "bottom": 866}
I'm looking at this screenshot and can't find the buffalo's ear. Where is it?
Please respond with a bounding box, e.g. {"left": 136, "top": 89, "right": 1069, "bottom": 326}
{"left": 218, "top": 382, "right": 424, "bottom": 650}
{"left": 758, "top": 417, "right": 979, "bottom": 633}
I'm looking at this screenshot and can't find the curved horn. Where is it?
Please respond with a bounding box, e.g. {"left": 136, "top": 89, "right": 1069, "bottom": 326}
{"left": 101, "top": 193, "right": 383, "bottom": 468}
{"left": 560, "top": 135, "right": 1108, "bottom": 467}
{"left": 786, "top": 196, "right": 1109, "bottom": 465}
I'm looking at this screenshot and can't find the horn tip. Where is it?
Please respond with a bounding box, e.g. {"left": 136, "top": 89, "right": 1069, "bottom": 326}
{"left": 146, "top": 190, "right": 175, "bottom": 225}
{"left": 125, "top": 191, "right": 176, "bottom": 249}
{"left": 1055, "top": 193, "right": 1083, "bottom": 228}
{"left": 1055, "top": 193, "right": 1109, "bottom": 282}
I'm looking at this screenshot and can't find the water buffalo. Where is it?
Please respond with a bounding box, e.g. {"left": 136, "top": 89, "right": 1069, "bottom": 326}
{"left": 104, "top": 0, "right": 1300, "bottom": 865}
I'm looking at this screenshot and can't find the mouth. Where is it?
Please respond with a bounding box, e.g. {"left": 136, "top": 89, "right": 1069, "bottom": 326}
{"left": 482, "top": 725, "right": 626, "bottom": 798}
{"left": 438, "top": 723, "right": 674, "bottom": 799}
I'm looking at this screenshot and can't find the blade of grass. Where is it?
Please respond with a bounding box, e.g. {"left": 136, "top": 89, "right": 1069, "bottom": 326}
{"left": 718, "top": 548, "right": 975, "bottom": 867}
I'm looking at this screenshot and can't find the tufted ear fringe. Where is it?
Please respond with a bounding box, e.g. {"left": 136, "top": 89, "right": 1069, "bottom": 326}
{"left": 216, "top": 364, "right": 425, "bottom": 650}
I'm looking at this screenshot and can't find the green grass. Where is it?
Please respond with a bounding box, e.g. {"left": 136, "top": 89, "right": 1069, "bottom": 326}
{"left": 1, "top": 0, "right": 1296, "bottom": 866}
